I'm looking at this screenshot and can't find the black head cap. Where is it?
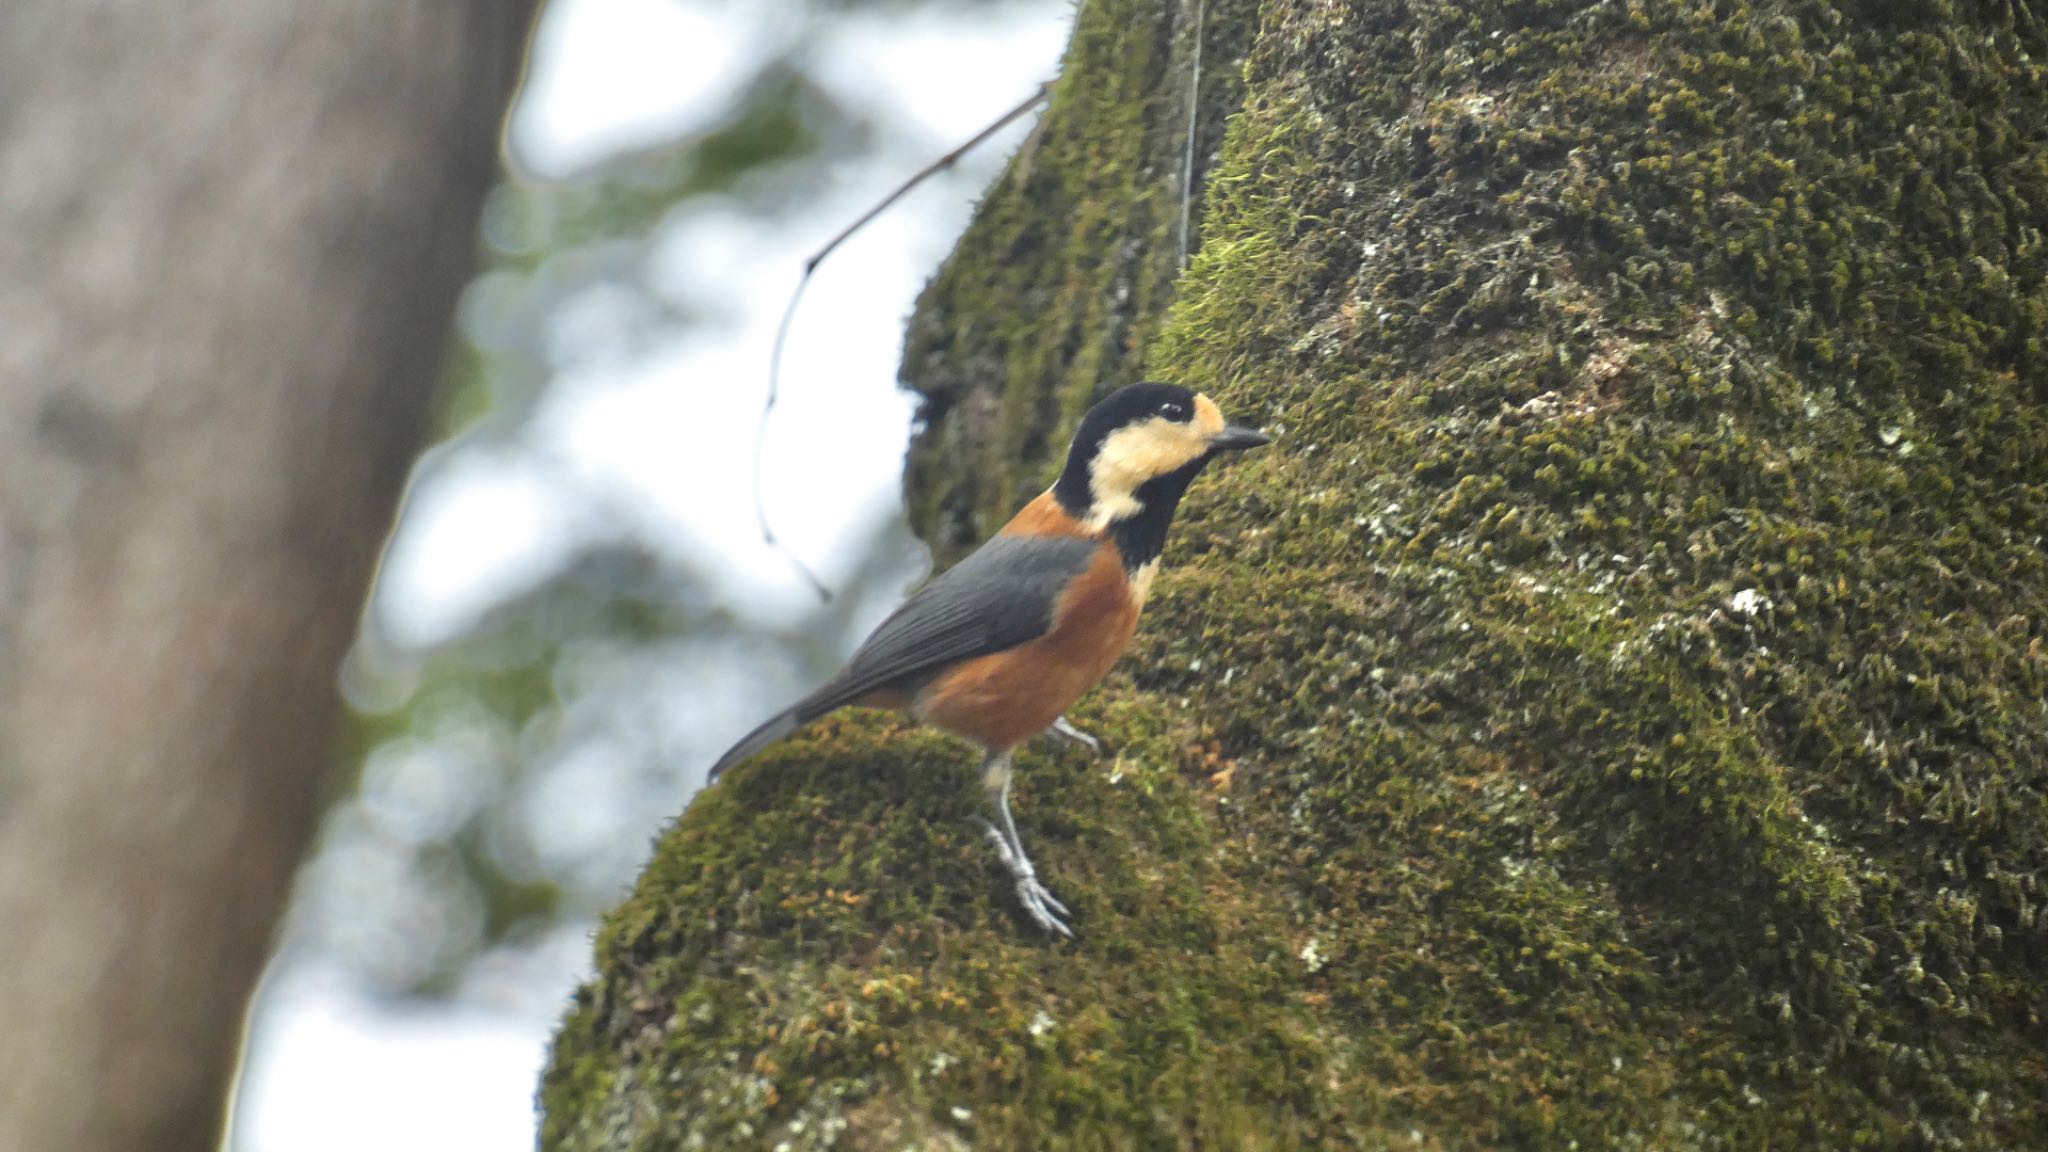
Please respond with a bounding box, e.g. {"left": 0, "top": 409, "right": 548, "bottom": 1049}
{"left": 1048, "top": 382, "right": 1272, "bottom": 570}
{"left": 1051, "top": 382, "right": 1199, "bottom": 511}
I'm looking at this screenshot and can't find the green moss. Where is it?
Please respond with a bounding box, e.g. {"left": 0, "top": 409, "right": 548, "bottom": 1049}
{"left": 540, "top": 712, "right": 1372, "bottom": 1149}
{"left": 544, "top": 0, "right": 2048, "bottom": 1145}
{"left": 1134, "top": 0, "right": 2048, "bottom": 1143}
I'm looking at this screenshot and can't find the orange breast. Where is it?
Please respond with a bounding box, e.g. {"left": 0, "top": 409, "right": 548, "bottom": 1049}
{"left": 1000, "top": 490, "right": 1080, "bottom": 537}
{"left": 914, "top": 533, "right": 1141, "bottom": 751}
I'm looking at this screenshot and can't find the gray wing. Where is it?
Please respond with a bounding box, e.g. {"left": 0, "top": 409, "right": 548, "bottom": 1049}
{"left": 799, "top": 533, "right": 1098, "bottom": 718}
{"left": 705, "top": 533, "right": 1097, "bottom": 782}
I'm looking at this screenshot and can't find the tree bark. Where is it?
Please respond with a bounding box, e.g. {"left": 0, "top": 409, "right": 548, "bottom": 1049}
{"left": 0, "top": 7, "right": 537, "bottom": 1152}
{"left": 543, "top": 0, "right": 2048, "bottom": 1147}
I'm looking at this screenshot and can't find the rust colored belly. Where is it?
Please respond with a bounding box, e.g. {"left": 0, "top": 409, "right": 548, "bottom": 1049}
{"left": 913, "top": 547, "right": 1140, "bottom": 751}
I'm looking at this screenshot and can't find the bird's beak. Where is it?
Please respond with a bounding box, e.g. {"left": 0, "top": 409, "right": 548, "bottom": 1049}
{"left": 1208, "top": 425, "right": 1272, "bottom": 452}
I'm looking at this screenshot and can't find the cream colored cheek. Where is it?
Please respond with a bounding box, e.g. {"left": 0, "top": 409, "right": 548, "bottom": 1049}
{"left": 1084, "top": 419, "right": 1210, "bottom": 528}
{"left": 1093, "top": 424, "right": 1183, "bottom": 486}
{"left": 1128, "top": 423, "right": 1194, "bottom": 471}
{"left": 1142, "top": 423, "right": 1208, "bottom": 472}
{"left": 1193, "top": 395, "right": 1225, "bottom": 437}
{"left": 1084, "top": 491, "right": 1144, "bottom": 531}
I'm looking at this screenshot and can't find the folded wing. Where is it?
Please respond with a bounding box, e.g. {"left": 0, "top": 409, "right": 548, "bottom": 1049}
{"left": 707, "top": 532, "right": 1097, "bottom": 780}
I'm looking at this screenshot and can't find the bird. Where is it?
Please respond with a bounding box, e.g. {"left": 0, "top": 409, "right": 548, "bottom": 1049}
{"left": 706, "top": 381, "right": 1270, "bottom": 935}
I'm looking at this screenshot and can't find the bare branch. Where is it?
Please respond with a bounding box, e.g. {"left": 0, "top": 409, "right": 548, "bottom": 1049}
{"left": 755, "top": 81, "right": 1055, "bottom": 601}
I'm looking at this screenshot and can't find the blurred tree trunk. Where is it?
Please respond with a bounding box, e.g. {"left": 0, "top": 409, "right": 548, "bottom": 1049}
{"left": 543, "top": 0, "right": 2048, "bottom": 1147}
{"left": 0, "top": 6, "right": 537, "bottom": 1152}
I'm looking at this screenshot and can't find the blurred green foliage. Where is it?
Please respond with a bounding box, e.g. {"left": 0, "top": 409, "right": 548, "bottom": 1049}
{"left": 303, "top": 0, "right": 1043, "bottom": 997}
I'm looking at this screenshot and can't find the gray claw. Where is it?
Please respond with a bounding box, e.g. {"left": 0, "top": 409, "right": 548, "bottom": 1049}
{"left": 1045, "top": 715, "right": 1104, "bottom": 757}
{"left": 1016, "top": 876, "right": 1074, "bottom": 937}
{"left": 1035, "top": 884, "right": 1071, "bottom": 917}
{"left": 977, "top": 819, "right": 1073, "bottom": 935}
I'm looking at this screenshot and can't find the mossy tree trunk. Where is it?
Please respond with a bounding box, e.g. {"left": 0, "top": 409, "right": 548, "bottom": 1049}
{"left": 543, "top": 0, "right": 2048, "bottom": 1147}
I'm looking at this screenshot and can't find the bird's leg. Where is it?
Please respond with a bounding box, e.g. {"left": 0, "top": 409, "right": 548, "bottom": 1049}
{"left": 1042, "top": 714, "right": 1104, "bottom": 757}
{"left": 975, "top": 750, "right": 1073, "bottom": 937}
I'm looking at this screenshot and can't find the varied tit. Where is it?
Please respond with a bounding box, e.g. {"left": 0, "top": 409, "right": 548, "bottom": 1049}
{"left": 707, "top": 381, "right": 1270, "bottom": 935}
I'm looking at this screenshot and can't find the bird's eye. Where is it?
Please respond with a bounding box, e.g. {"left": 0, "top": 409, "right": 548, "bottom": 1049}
{"left": 1157, "top": 400, "right": 1190, "bottom": 422}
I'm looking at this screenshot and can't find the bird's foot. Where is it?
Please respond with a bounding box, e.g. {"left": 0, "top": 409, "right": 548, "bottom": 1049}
{"left": 976, "top": 819, "right": 1073, "bottom": 937}
{"left": 1014, "top": 874, "right": 1073, "bottom": 937}
{"left": 1044, "top": 715, "right": 1104, "bottom": 757}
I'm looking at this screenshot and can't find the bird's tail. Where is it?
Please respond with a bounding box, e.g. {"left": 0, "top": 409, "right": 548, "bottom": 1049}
{"left": 708, "top": 664, "right": 884, "bottom": 778}
{"left": 705, "top": 707, "right": 803, "bottom": 785}
{"left": 705, "top": 676, "right": 861, "bottom": 785}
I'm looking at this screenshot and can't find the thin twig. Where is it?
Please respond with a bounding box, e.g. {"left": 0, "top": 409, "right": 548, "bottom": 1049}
{"left": 757, "top": 274, "right": 831, "bottom": 601}
{"left": 1177, "top": 0, "right": 1207, "bottom": 270}
{"left": 756, "top": 81, "right": 1055, "bottom": 601}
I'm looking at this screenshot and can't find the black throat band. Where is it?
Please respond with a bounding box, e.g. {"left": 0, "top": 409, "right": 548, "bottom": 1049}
{"left": 1053, "top": 456, "right": 1209, "bottom": 572}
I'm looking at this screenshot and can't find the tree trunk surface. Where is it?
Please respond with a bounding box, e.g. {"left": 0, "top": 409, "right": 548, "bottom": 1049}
{"left": 0, "top": 7, "right": 536, "bottom": 1152}
{"left": 544, "top": 0, "right": 2048, "bottom": 1147}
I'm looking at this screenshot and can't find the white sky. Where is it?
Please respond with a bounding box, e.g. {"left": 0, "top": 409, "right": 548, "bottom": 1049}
{"left": 377, "top": 1, "right": 1074, "bottom": 647}
{"left": 229, "top": 2, "right": 1072, "bottom": 1150}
